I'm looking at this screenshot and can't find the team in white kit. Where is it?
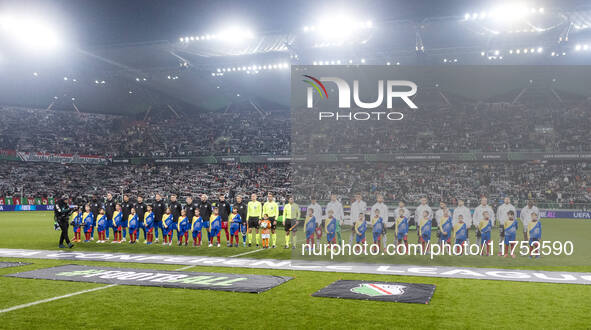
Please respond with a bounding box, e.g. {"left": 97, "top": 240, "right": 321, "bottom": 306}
{"left": 306, "top": 194, "right": 540, "bottom": 244}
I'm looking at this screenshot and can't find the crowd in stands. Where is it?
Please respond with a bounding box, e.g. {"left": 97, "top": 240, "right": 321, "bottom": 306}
{"left": 2, "top": 96, "right": 591, "bottom": 157}
{"left": 293, "top": 99, "right": 591, "bottom": 154}
{"left": 0, "top": 160, "right": 588, "bottom": 209}
{"left": 0, "top": 106, "right": 290, "bottom": 157}
{"left": 293, "top": 161, "right": 591, "bottom": 208}
{"left": 0, "top": 162, "right": 291, "bottom": 204}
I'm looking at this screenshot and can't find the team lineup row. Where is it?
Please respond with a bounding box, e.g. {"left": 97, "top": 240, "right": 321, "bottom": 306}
{"left": 60, "top": 192, "right": 543, "bottom": 255}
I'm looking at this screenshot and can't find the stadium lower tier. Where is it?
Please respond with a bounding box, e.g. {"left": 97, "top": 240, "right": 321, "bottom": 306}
{"left": 0, "top": 160, "right": 589, "bottom": 208}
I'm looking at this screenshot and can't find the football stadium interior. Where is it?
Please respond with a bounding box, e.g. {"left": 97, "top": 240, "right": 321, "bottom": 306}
{"left": 1, "top": 0, "right": 591, "bottom": 329}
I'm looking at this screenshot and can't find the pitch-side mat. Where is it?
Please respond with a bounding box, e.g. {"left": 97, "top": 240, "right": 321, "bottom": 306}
{"left": 6, "top": 264, "right": 291, "bottom": 293}
{"left": 0, "top": 261, "right": 30, "bottom": 269}
{"left": 1, "top": 248, "right": 591, "bottom": 285}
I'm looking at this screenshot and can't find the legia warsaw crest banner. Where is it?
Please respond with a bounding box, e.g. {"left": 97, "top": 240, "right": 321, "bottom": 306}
{"left": 312, "top": 280, "right": 435, "bottom": 304}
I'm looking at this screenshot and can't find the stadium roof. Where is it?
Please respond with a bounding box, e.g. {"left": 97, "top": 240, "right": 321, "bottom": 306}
{"left": 1, "top": 0, "right": 591, "bottom": 114}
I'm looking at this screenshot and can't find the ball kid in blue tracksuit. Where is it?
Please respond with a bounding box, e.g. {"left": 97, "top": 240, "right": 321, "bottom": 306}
{"left": 439, "top": 211, "right": 453, "bottom": 244}
{"left": 354, "top": 213, "right": 367, "bottom": 244}
{"left": 192, "top": 209, "right": 203, "bottom": 246}
{"left": 112, "top": 205, "right": 123, "bottom": 243}
{"left": 82, "top": 205, "right": 94, "bottom": 242}
{"left": 229, "top": 208, "right": 242, "bottom": 247}
{"left": 127, "top": 208, "right": 139, "bottom": 244}
{"left": 70, "top": 207, "right": 83, "bottom": 242}
{"left": 162, "top": 208, "right": 174, "bottom": 245}
{"left": 96, "top": 209, "right": 108, "bottom": 243}
{"left": 209, "top": 207, "right": 222, "bottom": 247}
{"left": 177, "top": 210, "right": 190, "bottom": 246}
{"left": 144, "top": 205, "right": 155, "bottom": 245}
{"left": 478, "top": 211, "right": 492, "bottom": 256}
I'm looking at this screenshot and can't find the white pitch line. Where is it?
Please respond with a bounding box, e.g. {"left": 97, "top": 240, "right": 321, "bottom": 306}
{"left": 174, "top": 265, "right": 197, "bottom": 271}
{"left": 229, "top": 249, "right": 264, "bottom": 258}
{"left": 0, "top": 284, "right": 118, "bottom": 314}
{"left": 0, "top": 228, "right": 353, "bottom": 313}
{"left": 0, "top": 262, "right": 206, "bottom": 314}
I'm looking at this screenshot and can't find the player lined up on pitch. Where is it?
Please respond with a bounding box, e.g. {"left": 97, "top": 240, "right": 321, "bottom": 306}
{"left": 65, "top": 192, "right": 544, "bottom": 257}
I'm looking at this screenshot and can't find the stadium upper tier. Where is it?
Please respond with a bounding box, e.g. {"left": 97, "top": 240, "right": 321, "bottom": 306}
{"left": 1, "top": 94, "right": 590, "bottom": 158}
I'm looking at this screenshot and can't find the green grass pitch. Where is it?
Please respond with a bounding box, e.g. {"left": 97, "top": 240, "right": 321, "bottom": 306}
{"left": 1, "top": 211, "right": 591, "bottom": 329}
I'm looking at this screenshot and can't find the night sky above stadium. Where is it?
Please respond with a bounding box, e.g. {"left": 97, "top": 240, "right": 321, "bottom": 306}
{"left": 9, "top": 0, "right": 484, "bottom": 46}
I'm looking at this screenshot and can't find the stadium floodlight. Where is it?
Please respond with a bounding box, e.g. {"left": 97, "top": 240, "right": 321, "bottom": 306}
{"left": 360, "top": 58, "right": 366, "bottom": 63}
{"left": 306, "top": 13, "right": 373, "bottom": 42}
{"left": 216, "top": 26, "right": 254, "bottom": 43}
{"left": 489, "top": 3, "right": 529, "bottom": 22}
{"left": 0, "top": 12, "right": 63, "bottom": 52}
{"left": 537, "top": 47, "right": 543, "bottom": 53}
{"left": 33, "top": 72, "right": 38, "bottom": 76}
{"left": 63, "top": 77, "right": 68, "bottom": 81}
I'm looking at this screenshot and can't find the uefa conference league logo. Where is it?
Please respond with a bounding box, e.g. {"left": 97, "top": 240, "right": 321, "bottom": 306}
{"left": 302, "top": 74, "right": 418, "bottom": 121}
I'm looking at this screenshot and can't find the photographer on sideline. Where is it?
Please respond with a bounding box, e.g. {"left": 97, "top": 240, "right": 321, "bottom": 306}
{"left": 54, "top": 194, "right": 74, "bottom": 248}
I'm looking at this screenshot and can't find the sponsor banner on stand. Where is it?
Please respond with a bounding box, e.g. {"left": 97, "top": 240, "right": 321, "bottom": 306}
{"left": 16, "top": 151, "right": 111, "bottom": 164}
{"left": 312, "top": 280, "right": 435, "bottom": 304}
{"left": 6, "top": 264, "right": 292, "bottom": 293}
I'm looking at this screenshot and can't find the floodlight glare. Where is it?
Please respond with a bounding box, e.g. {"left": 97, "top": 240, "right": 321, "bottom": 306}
{"left": 490, "top": 3, "right": 529, "bottom": 22}
{"left": 0, "top": 13, "right": 62, "bottom": 52}
{"left": 217, "top": 26, "right": 255, "bottom": 43}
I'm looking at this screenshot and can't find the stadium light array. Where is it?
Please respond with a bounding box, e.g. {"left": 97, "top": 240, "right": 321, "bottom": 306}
{"left": 303, "top": 13, "right": 373, "bottom": 43}
{"left": 0, "top": 12, "right": 62, "bottom": 52}
{"left": 574, "top": 44, "right": 591, "bottom": 52}
{"left": 179, "top": 26, "right": 255, "bottom": 44}
{"left": 214, "top": 62, "right": 289, "bottom": 75}
{"left": 482, "top": 46, "right": 544, "bottom": 58}
{"left": 550, "top": 51, "right": 567, "bottom": 57}
{"left": 463, "top": 4, "right": 545, "bottom": 22}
